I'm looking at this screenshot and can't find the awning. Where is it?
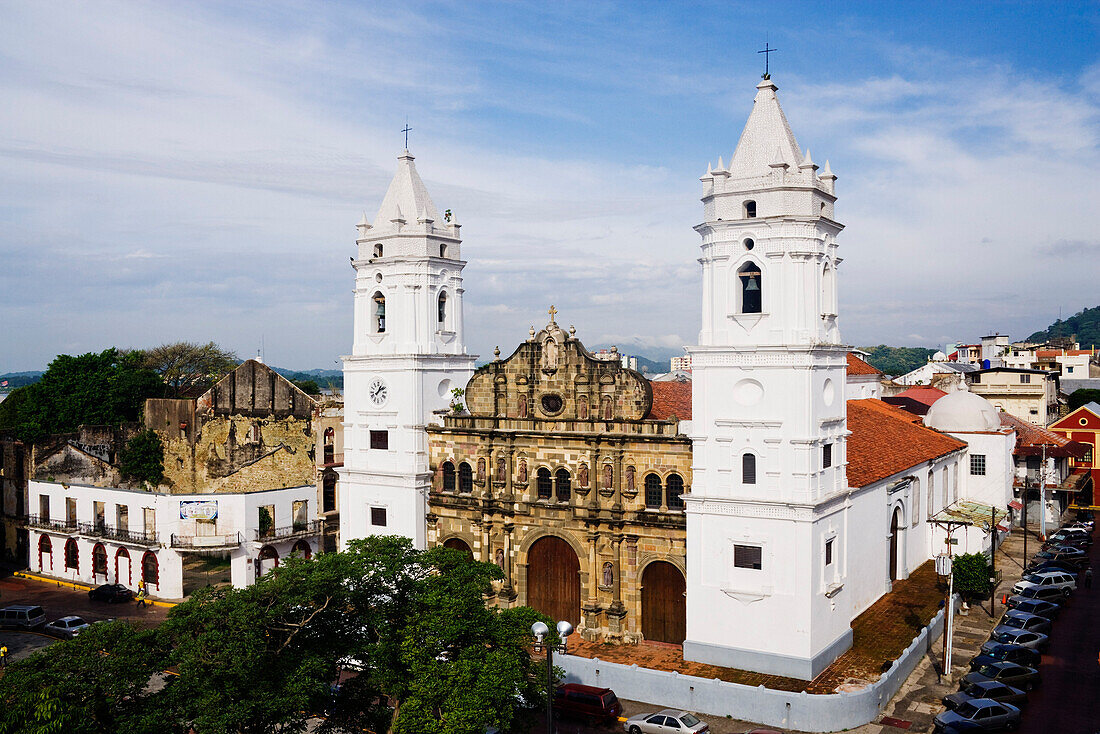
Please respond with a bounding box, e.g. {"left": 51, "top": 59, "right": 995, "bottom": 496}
{"left": 1009, "top": 500, "right": 1023, "bottom": 510}
{"left": 932, "top": 500, "right": 1009, "bottom": 529}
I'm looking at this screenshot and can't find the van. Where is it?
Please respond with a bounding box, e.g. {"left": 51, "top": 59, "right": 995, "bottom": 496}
{"left": 553, "top": 683, "right": 622, "bottom": 725}
{"left": 0, "top": 604, "right": 47, "bottom": 629}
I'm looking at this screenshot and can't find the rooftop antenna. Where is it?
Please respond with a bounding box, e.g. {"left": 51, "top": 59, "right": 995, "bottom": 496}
{"left": 758, "top": 39, "right": 777, "bottom": 79}
{"left": 402, "top": 117, "right": 412, "bottom": 149}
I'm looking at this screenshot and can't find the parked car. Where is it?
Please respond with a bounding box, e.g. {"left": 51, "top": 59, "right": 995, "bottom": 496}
{"left": 945, "top": 679, "right": 1028, "bottom": 710}
{"left": 1004, "top": 597, "right": 1061, "bottom": 620}
{"left": 1042, "top": 534, "right": 1089, "bottom": 550}
{"left": 1021, "top": 561, "right": 1078, "bottom": 581}
{"left": 1028, "top": 546, "right": 1088, "bottom": 570}
{"left": 971, "top": 643, "right": 1041, "bottom": 670}
{"left": 43, "top": 615, "right": 90, "bottom": 639}
{"left": 0, "top": 604, "right": 47, "bottom": 629}
{"left": 88, "top": 583, "right": 134, "bottom": 603}
{"left": 553, "top": 684, "right": 622, "bottom": 725}
{"left": 987, "top": 628, "right": 1049, "bottom": 651}
{"left": 961, "top": 661, "right": 1040, "bottom": 692}
{"left": 1012, "top": 570, "right": 1076, "bottom": 597}
{"left": 624, "top": 709, "right": 710, "bottom": 733}
{"left": 992, "top": 610, "right": 1052, "bottom": 636}
{"left": 1051, "top": 526, "right": 1091, "bottom": 542}
{"left": 1011, "top": 583, "right": 1071, "bottom": 604}
{"left": 933, "top": 698, "right": 1021, "bottom": 732}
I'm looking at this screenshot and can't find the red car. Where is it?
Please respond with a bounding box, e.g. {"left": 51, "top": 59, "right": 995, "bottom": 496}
{"left": 553, "top": 683, "right": 622, "bottom": 725}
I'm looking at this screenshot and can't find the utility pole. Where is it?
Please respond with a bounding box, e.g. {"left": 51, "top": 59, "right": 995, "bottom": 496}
{"left": 1022, "top": 474, "right": 1028, "bottom": 567}
{"left": 990, "top": 503, "right": 997, "bottom": 617}
{"left": 1039, "top": 442, "right": 1048, "bottom": 542}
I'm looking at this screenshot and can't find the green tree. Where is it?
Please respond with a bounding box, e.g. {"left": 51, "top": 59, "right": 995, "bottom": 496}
{"left": 0, "top": 348, "right": 163, "bottom": 442}
{"left": 857, "top": 345, "right": 937, "bottom": 377}
{"left": 1068, "top": 389, "right": 1100, "bottom": 411}
{"left": 1027, "top": 305, "right": 1100, "bottom": 346}
{"left": 143, "top": 341, "right": 239, "bottom": 397}
{"left": 118, "top": 428, "right": 165, "bottom": 486}
{"left": 0, "top": 621, "right": 166, "bottom": 734}
{"left": 952, "top": 552, "right": 993, "bottom": 599}
{"left": 291, "top": 378, "right": 321, "bottom": 395}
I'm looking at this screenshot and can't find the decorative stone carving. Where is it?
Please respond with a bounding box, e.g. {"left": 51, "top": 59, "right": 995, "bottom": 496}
{"left": 518, "top": 459, "right": 527, "bottom": 483}
{"left": 476, "top": 457, "right": 485, "bottom": 481}
{"left": 578, "top": 463, "right": 589, "bottom": 487}
{"left": 518, "top": 393, "right": 528, "bottom": 418}
{"left": 602, "top": 464, "right": 613, "bottom": 489}
{"left": 496, "top": 458, "right": 506, "bottom": 482}
{"left": 601, "top": 561, "right": 614, "bottom": 589}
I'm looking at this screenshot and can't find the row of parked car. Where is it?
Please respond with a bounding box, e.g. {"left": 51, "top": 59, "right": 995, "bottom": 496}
{"left": 0, "top": 582, "right": 137, "bottom": 641}
{"left": 933, "top": 517, "right": 1093, "bottom": 733}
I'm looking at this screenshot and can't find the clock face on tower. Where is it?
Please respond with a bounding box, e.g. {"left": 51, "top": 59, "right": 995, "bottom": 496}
{"left": 367, "top": 377, "right": 389, "bottom": 407}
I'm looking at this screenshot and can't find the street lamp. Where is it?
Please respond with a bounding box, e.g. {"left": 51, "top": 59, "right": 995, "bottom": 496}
{"left": 531, "top": 619, "right": 573, "bottom": 734}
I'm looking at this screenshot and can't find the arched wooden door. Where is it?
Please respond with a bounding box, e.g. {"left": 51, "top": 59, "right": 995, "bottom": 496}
{"left": 526, "top": 536, "right": 580, "bottom": 627}
{"left": 442, "top": 537, "right": 473, "bottom": 560}
{"left": 641, "top": 561, "right": 686, "bottom": 644}
{"left": 889, "top": 508, "right": 902, "bottom": 582}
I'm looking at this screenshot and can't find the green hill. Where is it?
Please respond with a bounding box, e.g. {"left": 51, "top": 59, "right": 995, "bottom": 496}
{"left": 857, "top": 345, "right": 937, "bottom": 377}
{"left": 1027, "top": 306, "right": 1100, "bottom": 347}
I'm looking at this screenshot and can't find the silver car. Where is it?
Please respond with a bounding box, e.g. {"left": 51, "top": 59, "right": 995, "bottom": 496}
{"left": 43, "top": 615, "right": 90, "bottom": 639}
{"left": 624, "top": 709, "right": 710, "bottom": 734}
{"left": 988, "top": 627, "right": 1049, "bottom": 651}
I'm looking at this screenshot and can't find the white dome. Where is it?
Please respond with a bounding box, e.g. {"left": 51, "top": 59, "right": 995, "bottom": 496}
{"left": 923, "top": 390, "right": 1001, "bottom": 432}
{"left": 932, "top": 351, "right": 947, "bottom": 362}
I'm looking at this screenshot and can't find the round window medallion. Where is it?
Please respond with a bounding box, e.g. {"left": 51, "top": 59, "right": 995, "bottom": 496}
{"left": 732, "top": 378, "right": 764, "bottom": 406}
{"left": 1081, "top": 418, "right": 1089, "bottom": 426}
{"left": 541, "top": 394, "right": 564, "bottom": 414}
{"left": 744, "top": 238, "right": 755, "bottom": 250}
{"left": 375, "top": 272, "right": 382, "bottom": 282}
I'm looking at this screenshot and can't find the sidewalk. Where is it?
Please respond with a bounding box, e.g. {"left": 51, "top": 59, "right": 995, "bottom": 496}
{"left": 852, "top": 525, "right": 1043, "bottom": 733}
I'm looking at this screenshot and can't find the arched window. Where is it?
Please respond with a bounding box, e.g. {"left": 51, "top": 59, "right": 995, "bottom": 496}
{"left": 440, "top": 243, "right": 447, "bottom": 258}
{"left": 555, "top": 469, "right": 571, "bottom": 503}
{"left": 92, "top": 543, "right": 108, "bottom": 577}
{"left": 822, "top": 263, "right": 836, "bottom": 316}
{"left": 38, "top": 534, "right": 52, "bottom": 571}
{"left": 322, "top": 472, "right": 337, "bottom": 513}
{"left": 666, "top": 473, "right": 685, "bottom": 510}
{"left": 743, "top": 200, "right": 757, "bottom": 218}
{"left": 142, "top": 551, "right": 159, "bottom": 588}
{"left": 644, "top": 473, "right": 662, "bottom": 509}
{"left": 291, "top": 540, "right": 312, "bottom": 559}
{"left": 64, "top": 538, "right": 79, "bottom": 570}
{"left": 458, "top": 462, "right": 473, "bottom": 493}
{"left": 323, "top": 427, "right": 335, "bottom": 465}
{"left": 373, "top": 243, "right": 383, "bottom": 258}
{"left": 442, "top": 461, "right": 456, "bottom": 492}
{"left": 372, "top": 292, "right": 386, "bottom": 333}
{"left": 437, "top": 291, "right": 447, "bottom": 326}
{"left": 537, "top": 468, "right": 552, "bottom": 499}
{"left": 742, "top": 453, "right": 757, "bottom": 484}
{"left": 910, "top": 476, "right": 921, "bottom": 527}
{"left": 738, "top": 262, "right": 762, "bottom": 314}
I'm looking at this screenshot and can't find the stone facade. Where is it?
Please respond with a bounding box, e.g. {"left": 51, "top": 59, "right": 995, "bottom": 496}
{"left": 426, "top": 318, "right": 691, "bottom": 643}
{"left": 146, "top": 360, "right": 317, "bottom": 494}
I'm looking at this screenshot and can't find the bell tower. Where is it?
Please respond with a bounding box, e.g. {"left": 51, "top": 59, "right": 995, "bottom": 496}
{"left": 339, "top": 150, "right": 475, "bottom": 549}
{"left": 683, "top": 78, "right": 854, "bottom": 679}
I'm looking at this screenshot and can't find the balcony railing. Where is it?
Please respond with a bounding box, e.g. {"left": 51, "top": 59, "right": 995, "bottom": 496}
{"left": 75, "top": 521, "right": 160, "bottom": 547}
{"left": 255, "top": 519, "right": 323, "bottom": 543}
{"left": 23, "top": 514, "right": 77, "bottom": 533}
{"left": 171, "top": 531, "right": 243, "bottom": 550}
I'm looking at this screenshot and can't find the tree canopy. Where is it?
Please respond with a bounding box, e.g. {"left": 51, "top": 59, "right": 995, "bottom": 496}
{"left": 143, "top": 341, "right": 239, "bottom": 397}
{"left": 0, "top": 536, "right": 549, "bottom": 734}
{"left": 1068, "top": 388, "right": 1100, "bottom": 411}
{"left": 118, "top": 428, "right": 165, "bottom": 486}
{"left": 0, "top": 348, "right": 163, "bottom": 442}
{"left": 857, "top": 345, "right": 937, "bottom": 377}
{"left": 1027, "top": 305, "right": 1100, "bottom": 347}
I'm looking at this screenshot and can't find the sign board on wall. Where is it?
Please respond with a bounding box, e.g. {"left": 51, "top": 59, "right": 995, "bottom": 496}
{"left": 179, "top": 500, "right": 218, "bottom": 521}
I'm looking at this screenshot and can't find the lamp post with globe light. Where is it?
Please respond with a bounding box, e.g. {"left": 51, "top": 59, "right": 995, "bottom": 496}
{"left": 531, "top": 619, "right": 573, "bottom": 734}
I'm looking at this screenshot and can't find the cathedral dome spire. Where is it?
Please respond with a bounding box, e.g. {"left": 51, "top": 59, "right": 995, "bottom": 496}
{"left": 372, "top": 150, "right": 442, "bottom": 235}
{"left": 726, "top": 77, "right": 803, "bottom": 179}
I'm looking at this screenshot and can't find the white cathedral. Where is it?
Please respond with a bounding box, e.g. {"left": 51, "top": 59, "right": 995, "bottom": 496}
{"left": 338, "top": 77, "right": 1013, "bottom": 680}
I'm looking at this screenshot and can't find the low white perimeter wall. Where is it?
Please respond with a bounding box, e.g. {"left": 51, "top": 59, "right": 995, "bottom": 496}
{"left": 559, "top": 602, "right": 953, "bottom": 732}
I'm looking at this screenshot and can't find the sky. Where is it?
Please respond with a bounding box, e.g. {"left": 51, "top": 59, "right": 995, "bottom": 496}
{"left": 2, "top": 1, "right": 1099, "bottom": 372}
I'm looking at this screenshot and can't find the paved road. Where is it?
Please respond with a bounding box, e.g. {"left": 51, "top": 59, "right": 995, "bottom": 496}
{"left": 1017, "top": 531, "right": 1100, "bottom": 734}
{"left": 0, "top": 572, "right": 170, "bottom": 627}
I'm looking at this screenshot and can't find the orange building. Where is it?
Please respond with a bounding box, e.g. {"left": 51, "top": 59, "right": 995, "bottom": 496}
{"left": 1048, "top": 402, "right": 1100, "bottom": 508}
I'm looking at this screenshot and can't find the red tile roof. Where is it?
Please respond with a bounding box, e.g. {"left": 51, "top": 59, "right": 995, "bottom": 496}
{"left": 1036, "top": 349, "right": 1092, "bottom": 358}
{"left": 846, "top": 399, "right": 967, "bottom": 488}
{"left": 999, "top": 411, "right": 1090, "bottom": 458}
{"left": 647, "top": 381, "right": 692, "bottom": 420}
{"left": 894, "top": 386, "right": 948, "bottom": 407}
{"left": 847, "top": 353, "right": 882, "bottom": 376}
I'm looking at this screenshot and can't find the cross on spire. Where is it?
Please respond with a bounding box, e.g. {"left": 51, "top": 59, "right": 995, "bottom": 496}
{"left": 548, "top": 305, "right": 557, "bottom": 322}
{"left": 757, "top": 42, "right": 777, "bottom": 79}
{"left": 402, "top": 119, "right": 412, "bottom": 149}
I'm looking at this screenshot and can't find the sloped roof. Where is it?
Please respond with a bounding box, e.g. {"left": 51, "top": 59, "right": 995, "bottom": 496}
{"left": 647, "top": 381, "right": 692, "bottom": 420}
{"left": 846, "top": 353, "right": 881, "bottom": 376}
{"left": 372, "top": 151, "right": 442, "bottom": 233}
{"left": 726, "top": 78, "right": 804, "bottom": 178}
{"left": 894, "top": 386, "right": 948, "bottom": 407}
{"left": 846, "top": 399, "right": 967, "bottom": 488}
{"left": 999, "top": 411, "right": 1089, "bottom": 458}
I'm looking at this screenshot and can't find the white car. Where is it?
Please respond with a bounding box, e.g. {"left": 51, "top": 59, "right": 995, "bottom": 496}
{"left": 43, "top": 615, "right": 90, "bottom": 639}
{"left": 1012, "top": 570, "right": 1076, "bottom": 596}
{"left": 624, "top": 709, "right": 710, "bottom": 734}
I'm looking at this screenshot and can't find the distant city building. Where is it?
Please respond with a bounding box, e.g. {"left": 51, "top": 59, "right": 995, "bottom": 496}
{"left": 592, "top": 347, "right": 638, "bottom": 371}
{"left": 670, "top": 354, "right": 692, "bottom": 372}
{"left": 969, "top": 367, "right": 1059, "bottom": 426}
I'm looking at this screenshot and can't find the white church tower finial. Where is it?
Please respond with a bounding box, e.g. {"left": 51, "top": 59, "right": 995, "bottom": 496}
{"left": 340, "top": 150, "right": 476, "bottom": 550}
{"left": 683, "top": 77, "right": 853, "bottom": 680}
